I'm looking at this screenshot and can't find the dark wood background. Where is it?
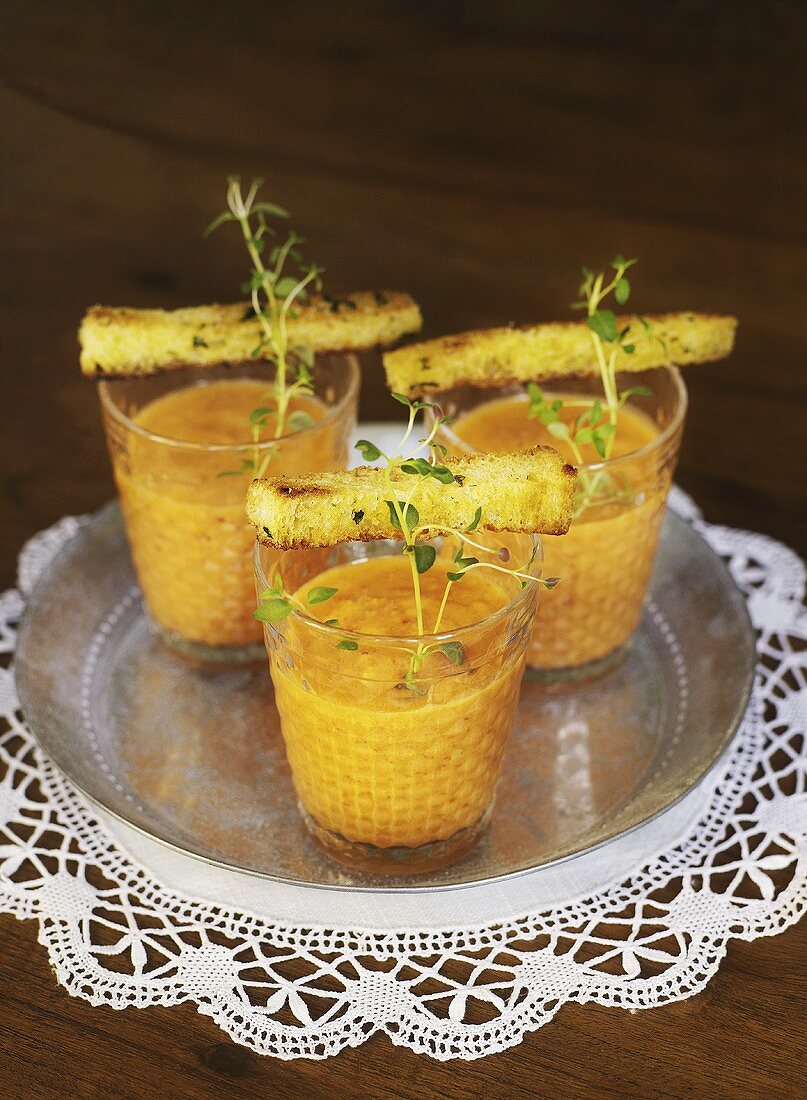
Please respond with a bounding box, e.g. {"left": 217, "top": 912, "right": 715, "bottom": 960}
{"left": 1, "top": 2, "right": 805, "bottom": 1096}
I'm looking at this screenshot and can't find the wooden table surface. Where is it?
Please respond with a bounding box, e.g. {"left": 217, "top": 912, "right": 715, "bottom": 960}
{"left": 1, "top": 3, "right": 805, "bottom": 1096}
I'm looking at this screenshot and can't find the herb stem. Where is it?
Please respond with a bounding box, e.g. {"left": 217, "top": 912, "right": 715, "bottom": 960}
{"left": 211, "top": 178, "right": 321, "bottom": 450}
{"left": 430, "top": 576, "right": 455, "bottom": 636}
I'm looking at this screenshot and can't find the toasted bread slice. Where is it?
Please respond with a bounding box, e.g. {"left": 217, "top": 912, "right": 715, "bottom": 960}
{"left": 383, "top": 312, "right": 736, "bottom": 395}
{"left": 246, "top": 447, "right": 576, "bottom": 549}
{"left": 80, "top": 291, "right": 423, "bottom": 377}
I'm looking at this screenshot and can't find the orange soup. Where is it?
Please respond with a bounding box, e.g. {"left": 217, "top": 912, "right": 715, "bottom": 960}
{"left": 451, "top": 393, "right": 672, "bottom": 670}
{"left": 266, "top": 553, "right": 532, "bottom": 852}
{"left": 109, "top": 379, "right": 337, "bottom": 649}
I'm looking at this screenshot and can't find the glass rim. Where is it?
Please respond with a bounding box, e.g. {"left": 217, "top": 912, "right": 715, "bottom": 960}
{"left": 431, "top": 365, "right": 688, "bottom": 473}
{"left": 253, "top": 533, "right": 543, "bottom": 648}
{"left": 97, "top": 352, "right": 361, "bottom": 454}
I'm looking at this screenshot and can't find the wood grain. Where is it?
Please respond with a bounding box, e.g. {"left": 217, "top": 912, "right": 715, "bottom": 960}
{"left": 0, "top": 2, "right": 805, "bottom": 1096}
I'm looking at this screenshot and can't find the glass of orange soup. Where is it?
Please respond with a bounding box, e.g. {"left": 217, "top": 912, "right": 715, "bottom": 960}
{"left": 255, "top": 533, "right": 541, "bottom": 873}
{"left": 100, "top": 353, "right": 359, "bottom": 662}
{"left": 430, "top": 367, "right": 686, "bottom": 677}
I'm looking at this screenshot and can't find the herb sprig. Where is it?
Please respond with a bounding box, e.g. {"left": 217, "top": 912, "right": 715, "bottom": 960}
{"left": 254, "top": 570, "right": 339, "bottom": 625}
{"left": 570, "top": 255, "right": 663, "bottom": 452}
{"left": 255, "top": 399, "right": 558, "bottom": 693}
{"left": 207, "top": 177, "right": 323, "bottom": 475}
{"left": 528, "top": 257, "right": 662, "bottom": 516}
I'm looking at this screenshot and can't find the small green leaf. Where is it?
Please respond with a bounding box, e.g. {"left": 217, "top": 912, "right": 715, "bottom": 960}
{"left": 527, "top": 382, "right": 544, "bottom": 419}
{"left": 587, "top": 309, "right": 618, "bottom": 343}
{"left": 611, "top": 255, "right": 637, "bottom": 271}
{"left": 216, "top": 458, "right": 255, "bottom": 478}
{"left": 401, "top": 458, "right": 457, "bottom": 484}
{"left": 591, "top": 424, "right": 615, "bottom": 458}
{"left": 614, "top": 277, "right": 631, "bottom": 305}
{"left": 547, "top": 421, "right": 569, "bottom": 440}
{"left": 400, "top": 457, "right": 433, "bottom": 477}
{"left": 287, "top": 410, "right": 315, "bottom": 432}
{"left": 413, "top": 544, "right": 436, "bottom": 574}
{"left": 622, "top": 343, "right": 635, "bottom": 354}
{"left": 294, "top": 360, "right": 313, "bottom": 387}
{"left": 251, "top": 201, "right": 290, "bottom": 218}
{"left": 466, "top": 506, "right": 482, "bottom": 532}
{"left": 575, "top": 428, "right": 594, "bottom": 446}
{"left": 307, "top": 586, "right": 338, "bottom": 605}
{"left": 403, "top": 502, "right": 421, "bottom": 529}
{"left": 355, "top": 439, "right": 382, "bottom": 462}
{"left": 253, "top": 599, "right": 294, "bottom": 623}
{"left": 336, "top": 639, "right": 359, "bottom": 651}
{"left": 203, "top": 210, "right": 236, "bottom": 237}
{"left": 446, "top": 553, "right": 477, "bottom": 582}
{"left": 274, "top": 276, "right": 299, "bottom": 298}
{"left": 324, "top": 618, "right": 340, "bottom": 627}
{"left": 433, "top": 465, "right": 457, "bottom": 485}
{"left": 246, "top": 269, "right": 272, "bottom": 293}
{"left": 619, "top": 385, "right": 652, "bottom": 405}
{"left": 390, "top": 391, "right": 436, "bottom": 412}
{"left": 439, "top": 641, "right": 465, "bottom": 666}
{"left": 249, "top": 406, "right": 272, "bottom": 425}
{"left": 385, "top": 499, "right": 419, "bottom": 532}
{"left": 250, "top": 338, "right": 271, "bottom": 359}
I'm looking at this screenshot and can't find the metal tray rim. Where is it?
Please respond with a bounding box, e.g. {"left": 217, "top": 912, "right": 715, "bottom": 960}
{"left": 15, "top": 500, "right": 756, "bottom": 895}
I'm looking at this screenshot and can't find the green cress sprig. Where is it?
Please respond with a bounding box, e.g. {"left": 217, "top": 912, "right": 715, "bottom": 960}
{"left": 253, "top": 394, "right": 558, "bottom": 692}
{"left": 254, "top": 571, "right": 339, "bottom": 626}
{"left": 207, "top": 177, "right": 323, "bottom": 475}
{"left": 528, "top": 256, "right": 663, "bottom": 516}
{"left": 357, "top": 395, "right": 557, "bottom": 691}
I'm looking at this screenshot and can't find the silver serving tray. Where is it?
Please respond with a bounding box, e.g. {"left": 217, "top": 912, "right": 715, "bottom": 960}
{"left": 16, "top": 501, "right": 755, "bottom": 890}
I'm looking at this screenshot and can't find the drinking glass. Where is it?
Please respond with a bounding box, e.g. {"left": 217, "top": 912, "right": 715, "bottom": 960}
{"left": 100, "top": 353, "right": 359, "bottom": 662}
{"left": 432, "top": 367, "right": 687, "bottom": 678}
{"left": 255, "top": 533, "right": 542, "bottom": 872}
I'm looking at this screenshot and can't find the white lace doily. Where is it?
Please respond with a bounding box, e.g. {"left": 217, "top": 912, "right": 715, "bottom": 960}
{"left": 1, "top": 489, "right": 805, "bottom": 1061}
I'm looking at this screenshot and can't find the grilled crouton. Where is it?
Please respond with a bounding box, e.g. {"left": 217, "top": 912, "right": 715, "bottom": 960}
{"left": 383, "top": 312, "right": 737, "bottom": 396}
{"left": 80, "top": 291, "right": 423, "bottom": 377}
{"left": 246, "top": 447, "right": 577, "bottom": 549}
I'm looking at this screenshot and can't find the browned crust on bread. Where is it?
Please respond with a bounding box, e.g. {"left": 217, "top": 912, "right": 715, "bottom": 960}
{"left": 383, "top": 312, "right": 737, "bottom": 395}
{"left": 79, "top": 291, "right": 423, "bottom": 377}
{"left": 245, "top": 446, "right": 577, "bottom": 548}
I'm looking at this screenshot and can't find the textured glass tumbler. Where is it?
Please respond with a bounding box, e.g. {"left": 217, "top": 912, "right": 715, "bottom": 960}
{"left": 100, "top": 354, "right": 359, "bottom": 662}
{"left": 255, "top": 535, "right": 542, "bottom": 873}
{"left": 434, "top": 367, "right": 687, "bottom": 678}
